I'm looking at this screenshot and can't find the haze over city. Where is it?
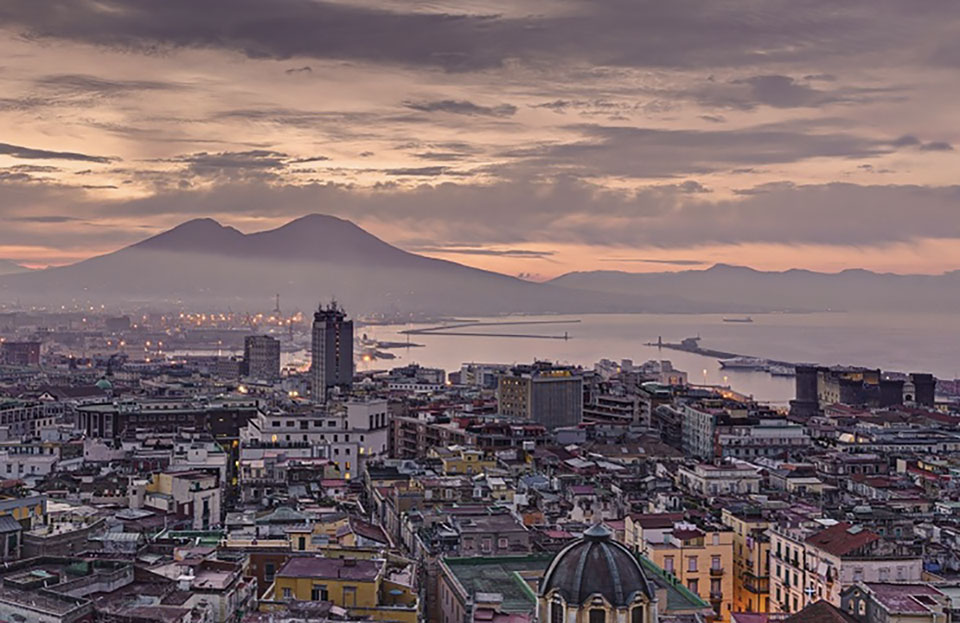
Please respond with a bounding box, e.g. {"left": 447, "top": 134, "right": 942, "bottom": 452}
{"left": 2, "top": 1, "right": 960, "bottom": 279}
{"left": 4, "top": 6, "right": 960, "bottom": 623}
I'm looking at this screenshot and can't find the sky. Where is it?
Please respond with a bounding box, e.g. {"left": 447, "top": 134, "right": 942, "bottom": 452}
{"left": 1, "top": 1, "right": 960, "bottom": 280}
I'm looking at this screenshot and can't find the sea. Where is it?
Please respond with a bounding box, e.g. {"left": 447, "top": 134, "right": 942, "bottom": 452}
{"left": 351, "top": 312, "right": 960, "bottom": 406}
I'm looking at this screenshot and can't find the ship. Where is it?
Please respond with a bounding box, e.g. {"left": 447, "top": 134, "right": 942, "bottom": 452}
{"left": 718, "top": 356, "right": 768, "bottom": 370}
{"left": 768, "top": 364, "right": 796, "bottom": 377}
{"left": 722, "top": 316, "right": 753, "bottom": 323}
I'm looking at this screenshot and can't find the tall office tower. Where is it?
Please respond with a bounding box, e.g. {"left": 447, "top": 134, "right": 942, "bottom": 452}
{"left": 243, "top": 334, "right": 280, "bottom": 381}
{"left": 497, "top": 361, "right": 583, "bottom": 430}
{"left": 311, "top": 301, "right": 354, "bottom": 403}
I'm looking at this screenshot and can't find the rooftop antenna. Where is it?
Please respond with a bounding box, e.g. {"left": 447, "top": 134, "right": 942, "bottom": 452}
{"left": 274, "top": 293, "right": 281, "bottom": 315}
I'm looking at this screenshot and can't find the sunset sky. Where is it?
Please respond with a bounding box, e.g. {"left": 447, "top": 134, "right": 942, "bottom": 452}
{"left": 1, "top": 1, "right": 960, "bottom": 279}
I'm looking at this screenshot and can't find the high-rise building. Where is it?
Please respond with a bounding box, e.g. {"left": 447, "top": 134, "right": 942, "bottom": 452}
{"left": 497, "top": 361, "right": 583, "bottom": 429}
{"left": 311, "top": 301, "right": 353, "bottom": 403}
{"left": 243, "top": 334, "right": 280, "bottom": 381}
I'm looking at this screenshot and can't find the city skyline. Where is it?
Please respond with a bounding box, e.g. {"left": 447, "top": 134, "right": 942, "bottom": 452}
{"left": 1, "top": 1, "right": 960, "bottom": 278}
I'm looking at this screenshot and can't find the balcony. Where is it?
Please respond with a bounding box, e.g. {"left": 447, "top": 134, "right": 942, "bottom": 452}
{"left": 710, "top": 567, "right": 725, "bottom": 576}
{"left": 710, "top": 592, "right": 723, "bottom": 602}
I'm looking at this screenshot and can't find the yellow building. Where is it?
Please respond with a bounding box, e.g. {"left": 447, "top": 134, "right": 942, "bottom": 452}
{"left": 639, "top": 522, "right": 735, "bottom": 622}
{"left": 287, "top": 514, "right": 350, "bottom": 552}
{"left": 262, "top": 555, "right": 418, "bottom": 623}
{"left": 429, "top": 446, "right": 497, "bottom": 476}
{"left": 721, "top": 508, "right": 770, "bottom": 614}
{"left": 0, "top": 493, "right": 45, "bottom": 528}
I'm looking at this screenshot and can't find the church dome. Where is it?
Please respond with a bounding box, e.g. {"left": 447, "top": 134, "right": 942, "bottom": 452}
{"left": 540, "top": 523, "right": 653, "bottom": 607}
{"left": 95, "top": 378, "right": 113, "bottom": 390}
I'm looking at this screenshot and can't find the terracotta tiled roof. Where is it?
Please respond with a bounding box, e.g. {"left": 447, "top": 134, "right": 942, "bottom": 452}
{"left": 784, "top": 600, "right": 858, "bottom": 623}
{"left": 805, "top": 522, "right": 879, "bottom": 557}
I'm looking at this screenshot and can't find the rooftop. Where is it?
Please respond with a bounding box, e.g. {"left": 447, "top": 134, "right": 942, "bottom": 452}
{"left": 863, "top": 582, "right": 945, "bottom": 614}
{"left": 805, "top": 523, "right": 879, "bottom": 557}
{"left": 277, "top": 556, "right": 380, "bottom": 581}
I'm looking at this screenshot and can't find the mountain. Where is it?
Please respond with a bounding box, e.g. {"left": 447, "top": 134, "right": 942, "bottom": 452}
{"left": 0, "top": 260, "right": 30, "bottom": 276}
{"left": 549, "top": 264, "right": 960, "bottom": 313}
{"left": 0, "top": 214, "right": 662, "bottom": 315}
{"left": 7, "top": 216, "right": 948, "bottom": 315}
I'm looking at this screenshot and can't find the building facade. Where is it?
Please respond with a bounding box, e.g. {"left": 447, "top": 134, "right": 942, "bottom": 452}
{"left": 243, "top": 335, "right": 280, "bottom": 381}
{"left": 497, "top": 362, "right": 583, "bottom": 429}
{"left": 310, "top": 302, "right": 353, "bottom": 403}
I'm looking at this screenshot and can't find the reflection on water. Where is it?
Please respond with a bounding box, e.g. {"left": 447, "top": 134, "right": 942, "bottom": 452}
{"left": 357, "top": 312, "right": 960, "bottom": 405}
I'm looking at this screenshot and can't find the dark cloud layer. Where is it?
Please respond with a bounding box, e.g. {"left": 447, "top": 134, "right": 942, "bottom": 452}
{"left": 403, "top": 100, "right": 517, "bottom": 117}
{"left": 0, "top": 0, "right": 951, "bottom": 72}
{"left": 0, "top": 141, "right": 113, "bottom": 163}
{"left": 501, "top": 121, "right": 904, "bottom": 178}
{"left": 60, "top": 177, "right": 960, "bottom": 249}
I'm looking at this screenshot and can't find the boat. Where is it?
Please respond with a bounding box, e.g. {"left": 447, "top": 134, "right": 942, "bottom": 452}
{"left": 718, "top": 356, "right": 768, "bottom": 370}
{"left": 768, "top": 364, "right": 796, "bottom": 377}
{"left": 723, "top": 317, "right": 753, "bottom": 323}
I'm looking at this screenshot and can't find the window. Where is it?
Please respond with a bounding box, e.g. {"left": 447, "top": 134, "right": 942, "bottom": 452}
{"left": 711, "top": 579, "right": 721, "bottom": 595}
{"left": 343, "top": 586, "right": 357, "bottom": 607}
{"left": 711, "top": 555, "right": 721, "bottom": 570}
{"left": 688, "top": 556, "right": 698, "bottom": 572}
{"left": 687, "top": 579, "right": 699, "bottom": 593}
{"left": 664, "top": 556, "right": 674, "bottom": 573}
{"left": 712, "top": 533, "right": 719, "bottom": 546}
{"left": 589, "top": 610, "right": 606, "bottom": 623}
{"left": 311, "top": 584, "right": 328, "bottom": 601}
{"left": 550, "top": 603, "right": 564, "bottom": 623}
{"left": 631, "top": 606, "right": 644, "bottom": 623}
{"left": 282, "top": 587, "right": 292, "bottom": 599}
{"left": 265, "top": 563, "right": 275, "bottom": 583}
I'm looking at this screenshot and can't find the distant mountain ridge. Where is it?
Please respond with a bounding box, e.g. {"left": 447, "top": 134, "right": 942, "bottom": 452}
{"left": 548, "top": 263, "right": 960, "bottom": 313}
{"left": 0, "top": 214, "right": 654, "bottom": 314}
{"left": 0, "top": 259, "right": 31, "bottom": 276}
{"left": 2, "top": 215, "right": 954, "bottom": 314}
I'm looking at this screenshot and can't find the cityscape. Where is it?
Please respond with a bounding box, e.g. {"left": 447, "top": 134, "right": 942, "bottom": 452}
{"left": 2, "top": 2, "right": 960, "bottom": 623}
{"left": 0, "top": 299, "right": 957, "bottom": 623}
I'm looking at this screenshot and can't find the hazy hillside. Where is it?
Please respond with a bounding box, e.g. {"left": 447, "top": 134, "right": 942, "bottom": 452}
{"left": 0, "top": 215, "right": 649, "bottom": 315}
{"left": 549, "top": 264, "right": 960, "bottom": 313}
{"left": 0, "top": 260, "right": 30, "bottom": 276}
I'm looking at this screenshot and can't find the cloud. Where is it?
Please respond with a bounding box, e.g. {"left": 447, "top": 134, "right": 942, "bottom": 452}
{"left": 411, "top": 245, "right": 555, "bottom": 258}
{"left": 35, "top": 73, "right": 178, "bottom": 95}
{"left": 598, "top": 258, "right": 707, "bottom": 265}
{"left": 499, "top": 121, "right": 900, "bottom": 179}
{"left": 1, "top": 0, "right": 941, "bottom": 72}
{"left": 892, "top": 135, "right": 954, "bottom": 151}
{"left": 381, "top": 166, "right": 455, "bottom": 176}
{"left": 0, "top": 142, "right": 114, "bottom": 163}
{"left": 81, "top": 176, "right": 960, "bottom": 252}
{"left": 402, "top": 99, "right": 517, "bottom": 117}
{"left": 919, "top": 141, "right": 953, "bottom": 151}
{"left": 11, "top": 215, "right": 82, "bottom": 223}
{"left": 284, "top": 66, "right": 312, "bottom": 75}
{"left": 672, "top": 74, "right": 899, "bottom": 111}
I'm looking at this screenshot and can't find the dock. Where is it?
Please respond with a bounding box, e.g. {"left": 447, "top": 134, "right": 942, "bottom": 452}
{"left": 401, "top": 319, "right": 580, "bottom": 340}
{"left": 646, "top": 336, "right": 797, "bottom": 368}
